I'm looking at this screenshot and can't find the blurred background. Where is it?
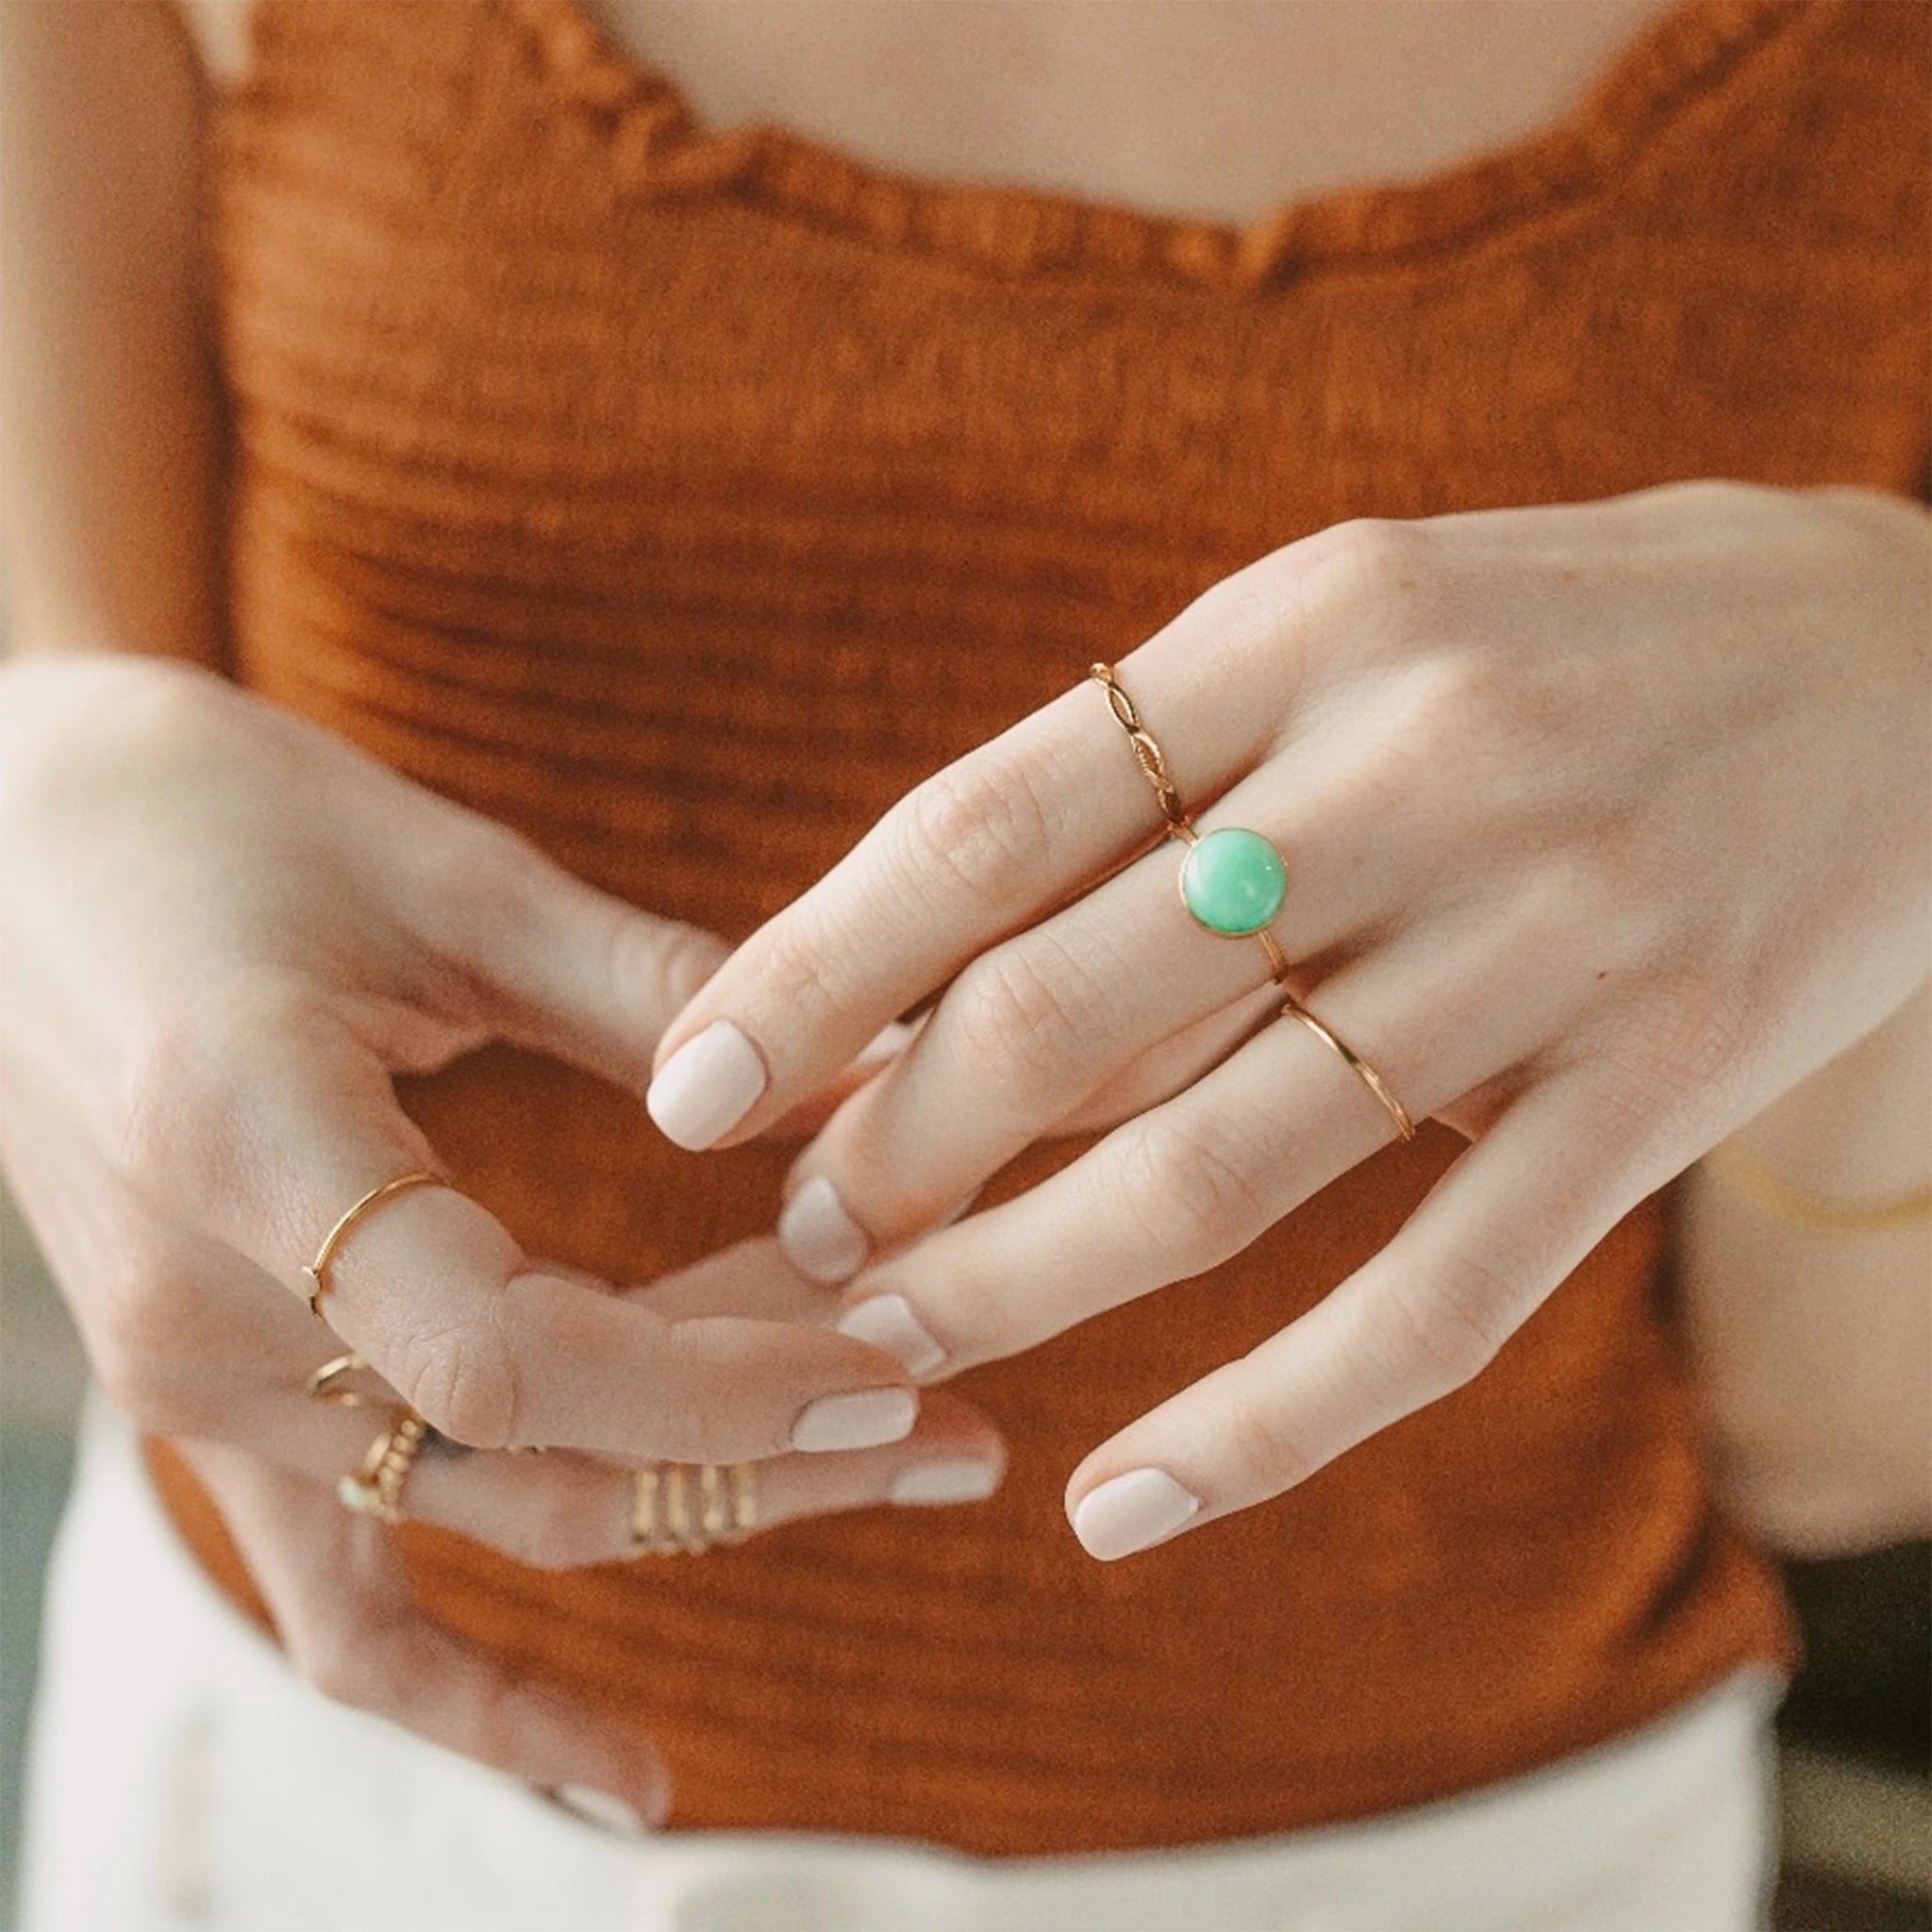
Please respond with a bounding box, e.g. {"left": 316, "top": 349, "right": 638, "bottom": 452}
{"left": 2, "top": 1177, "right": 1927, "bottom": 1927}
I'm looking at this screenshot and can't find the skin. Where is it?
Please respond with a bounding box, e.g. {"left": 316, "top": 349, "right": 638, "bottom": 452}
{"left": 656, "top": 485, "right": 1932, "bottom": 1558}
{"left": 5, "top": 0, "right": 1927, "bottom": 1822}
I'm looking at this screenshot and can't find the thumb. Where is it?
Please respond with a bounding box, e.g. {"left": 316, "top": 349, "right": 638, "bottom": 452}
{"left": 444, "top": 838, "right": 729, "bottom": 1092}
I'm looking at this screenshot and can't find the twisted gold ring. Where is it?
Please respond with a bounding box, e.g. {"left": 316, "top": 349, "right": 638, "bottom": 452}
{"left": 630, "top": 1462, "right": 758, "bottom": 1555}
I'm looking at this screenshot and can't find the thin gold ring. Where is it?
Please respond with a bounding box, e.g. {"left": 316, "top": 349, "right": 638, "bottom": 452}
{"left": 1278, "top": 994, "right": 1417, "bottom": 1142}
{"left": 337, "top": 1407, "right": 429, "bottom": 1524}
{"left": 307, "top": 1352, "right": 379, "bottom": 1407}
{"left": 630, "top": 1462, "right": 759, "bottom": 1556}
{"left": 304, "top": 1171, "right": 442, "bottom": 1319}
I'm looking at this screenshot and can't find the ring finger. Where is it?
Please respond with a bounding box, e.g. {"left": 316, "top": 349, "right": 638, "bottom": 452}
{"left": 830, "top": 899, "right": 1598, "bottom": 1379}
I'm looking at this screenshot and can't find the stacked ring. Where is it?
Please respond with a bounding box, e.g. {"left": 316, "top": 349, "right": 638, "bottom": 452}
{"left": 1090, "top": 661, "right": 1417, "bottom": 1143}
{"left": 337, "top": 1407, "right": 430, "bottom": 1524}
{"left": 630, "top": 1462, "right": 758, "bottom": 1556}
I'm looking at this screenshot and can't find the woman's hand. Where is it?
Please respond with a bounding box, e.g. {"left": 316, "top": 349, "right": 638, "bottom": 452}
{"left": 645, "top": 480, "right": 1931, "bottom": 1559}
{"left": 0, "top": 652, "right": 1003, "bottom": 1815}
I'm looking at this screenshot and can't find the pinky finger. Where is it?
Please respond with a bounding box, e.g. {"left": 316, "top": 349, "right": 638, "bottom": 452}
{"left": 175, "top": 1440, "right": 673, "bottom": 1829}
{"left": 1063, "top": 1075, "right": 1658, "bottom": 1559}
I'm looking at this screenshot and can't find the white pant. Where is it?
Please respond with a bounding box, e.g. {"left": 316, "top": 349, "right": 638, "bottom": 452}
{"left": 22, "top": 1397, "right": 1782, "bottom": 1932}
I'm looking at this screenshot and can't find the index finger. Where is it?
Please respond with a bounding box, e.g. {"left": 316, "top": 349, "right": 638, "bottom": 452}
{"left": 644, "top": 565, "right": 1307, "bottom": 1151}
{"left": 128, "top": 998, "right": 921, "bottom": 1463}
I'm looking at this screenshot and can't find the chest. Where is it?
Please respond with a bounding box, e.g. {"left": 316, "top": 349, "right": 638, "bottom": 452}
{"left": 187, "top": 0, "right": 1679, "bottom": 221}
{"left": 583, "top": 0, "right": 1684, "bottom": 220}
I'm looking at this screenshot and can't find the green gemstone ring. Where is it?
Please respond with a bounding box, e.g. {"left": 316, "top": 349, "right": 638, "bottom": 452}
{"left": 1178, "top": 826, "right": 1289, "bottom": 939}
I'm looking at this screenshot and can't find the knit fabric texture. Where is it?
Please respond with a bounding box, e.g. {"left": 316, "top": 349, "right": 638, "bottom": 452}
{"left": 148, "top": 0, "right": 1924, "bottom": 1853}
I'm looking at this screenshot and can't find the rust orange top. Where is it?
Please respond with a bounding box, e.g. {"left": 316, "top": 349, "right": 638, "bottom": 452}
{"left": 148, "top": 0, "right": 1926, "bottom": 1855}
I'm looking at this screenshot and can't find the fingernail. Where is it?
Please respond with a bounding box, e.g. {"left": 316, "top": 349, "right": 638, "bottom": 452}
{"left": 791, "top": 1387, "right": 917, "bottom": 1453}
{"left": 890, "top": 1458, "right": 1001, "bottom": 1506}
{"left": 646, "top": 1022, "right": 767, "bottom": 1151}
{"left": 778, "top": 1176, "right": 871, "bottom": 1284}
{"left": 1071, "top": 1468, "right": 1200, "bottom": 1560}
{"left": 550, "top": 1784, "right": 645, "bottom": 1836}
{"left": 856, "top": 1018, "right": 917, "bottom": 1067}
{"left": 836, "top": 1295, "right": 946, "bottom": 1376}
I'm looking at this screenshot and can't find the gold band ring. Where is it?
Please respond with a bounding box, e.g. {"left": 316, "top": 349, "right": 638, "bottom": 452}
{"left": 304, "top": 1171, "right": 443, "bottom": 1319}
{"left": 307, "top": 1352, "right": 380, "bottom": 1407}
{"left": 337, "top": 1407, "right": 429, "bottom": 1524}
{"left": 1278, "top": 994, "right": 1417, "bottom": 1142}
{"left": 1090, "top": 664, "right": 1292, "bottom": 983}
{"left": 630, "top": 1462, "right": 758, "bottom": 1556}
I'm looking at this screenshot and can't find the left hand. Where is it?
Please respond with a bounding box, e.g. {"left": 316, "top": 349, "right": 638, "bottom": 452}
{"left": 644, "top": 481, "right": 1932, "bottom": 1558}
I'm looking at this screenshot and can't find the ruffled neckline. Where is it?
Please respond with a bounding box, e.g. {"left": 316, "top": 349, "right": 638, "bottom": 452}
{"left": 507, "top": 0, "right": 1814, "bottom": 289}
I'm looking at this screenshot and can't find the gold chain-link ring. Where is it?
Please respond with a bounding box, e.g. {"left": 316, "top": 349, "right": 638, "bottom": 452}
{"left": 630, "top": 1462, "right": 759, "bottom": 1556}
{"left": 1089, "top": 664, "right": 1292, "bottom": 982}
{"left": 303, "top": 1171, "right": 443, "bottom": 1319}
{"left": 337, "top": 1407, "right": 430, "bottom": 1524}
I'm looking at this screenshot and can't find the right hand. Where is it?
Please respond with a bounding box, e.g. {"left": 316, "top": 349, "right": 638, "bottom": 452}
{"left": 0, "top": 652, "right": 1004, "bottom": 1823}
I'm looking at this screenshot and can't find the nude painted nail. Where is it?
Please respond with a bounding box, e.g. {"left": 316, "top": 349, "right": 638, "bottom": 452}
{"left": 836, "top": 1295, "right": 946, "bottom": 1376}
{"left": 645, "top": 1022, "right": 766, "bottom": 1151}
{"left": 551, "top": 1785, "right": 645, "bottom": 1836}
{"left": 791, "top": 1387, "right": 917, "bottom": 1453}
{"left": 856, "top": 1018, "right": 917, "bottom": 1067}
{"left": 779, "top": 1176, "right": 871, "bottom": 1284}
{"left": 890, "top": 1459, "right": 1001, "bottom": 1506}
{"left": 1071, "top": 1468, "right": 1201, "bottom": 1560}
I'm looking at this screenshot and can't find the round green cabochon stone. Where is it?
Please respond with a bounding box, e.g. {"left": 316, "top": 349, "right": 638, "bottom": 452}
{"left": 1180, "top": 826, "right": 1288, "bottom": 937}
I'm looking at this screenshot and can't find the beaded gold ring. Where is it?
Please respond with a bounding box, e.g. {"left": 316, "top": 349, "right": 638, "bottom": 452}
{"left": 337, "top": 1407, "right": 430, "bottom": 1524}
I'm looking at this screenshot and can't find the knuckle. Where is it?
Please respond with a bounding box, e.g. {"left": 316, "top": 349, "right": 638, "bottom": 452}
{"left": 1110, "top": 1111, "right": 1276, "bottom": 1274}
{"left": 746, "top": 913, "right": 852, "bottom": 1045}
{"left": 108, "top": 1012, "right": 225, "bottom": 1191}
{"left": 108, "top": 974, "right": 315, "bottom": 1197}
{"left": 1585, "top": 963, "right": 1756, "bottom": 1144}
{"left": 392, "top": 1317, "right": 521, "bottom": 1450}
{"left": 89, "top": 1261, "right": 219, "bottom": 1435}
{"left": 1221, "top": 1387, "right": 1323, "bottom": 1495}
{"left": 632, "top": 917, "right": 731, "bottom": 1017}
{"left": 945, "top": 941, "right": 1097, "bottom": 1113}
{"left": 1648, "top": 964, "right": 1757, "bottom": 1096}
{"left": 1302, "top": 516, "right": 1435, "bottom": 617}
{"left": 1377, "top": 1253, "right": 1517, "bottom": 1400}
{"left": 894, "top": 751, "right": 1056, "bottom": 915}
